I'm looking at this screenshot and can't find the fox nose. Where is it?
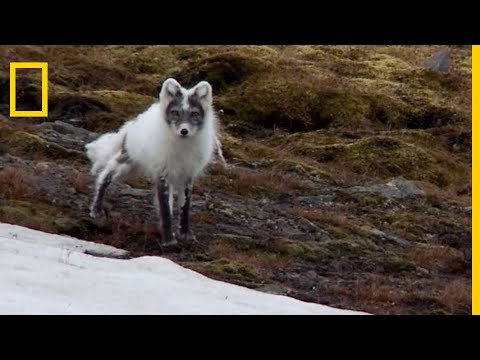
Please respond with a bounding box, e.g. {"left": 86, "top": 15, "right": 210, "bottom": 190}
{"left": 180, "top": 128, "right": 189, "bottom": 136}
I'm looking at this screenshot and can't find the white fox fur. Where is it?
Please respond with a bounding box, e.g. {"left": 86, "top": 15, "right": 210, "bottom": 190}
{"left": 85, "top": 78, "right": 226, "bottom": 245}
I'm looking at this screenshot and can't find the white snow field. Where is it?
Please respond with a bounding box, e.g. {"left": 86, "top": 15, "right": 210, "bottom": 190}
{"left": 0, "top": 223, "right": 367, "bottom": 315}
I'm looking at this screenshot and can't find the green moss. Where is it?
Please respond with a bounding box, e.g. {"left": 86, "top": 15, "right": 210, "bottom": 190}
{"left": 0, "top": 127, "right": 86, "bottom": 162}
{"left": 337, "top": 191, "right": 389, "bottom": 207}
{"left": 277, "top": 133, "right": 467, "bottom": 187}
{"left": 217, "top": 71, "right": 354, "bottom": 131}
{"left": 267, "top": 238, "right": 318, "bottom": 259}
{"left": 84, "top": 90, "right": 155, "bottom": 117}
{"left": 213, "top": 235, "right": 262, "bottom": 252}
{"left": 382, "top": 256, "right": 417, "bottom": 273}
{"left": 259, "top": 158, "right": 331, "bottom": 180}
{"left": 53, "top": 217, "right": 103, "bottom": 239}
{"left": 119, "top": 46, "right": 180, "bottom": 75}
{"left": 173, "top": 52, "right": 268, "bottom": 92}
{"left": 0, "top": 200, "right": 103, "bottom": 239}
{"left": 211, "top": 45, "right": 469, "bottom": 132}
{"left": 210, "top": 236, "right": 321, "bottom": 263}
{"left": 0, "top": 200, "right": 61, "bottom": 231}
{"left": 186, "top": 259, "right": 259, "bottom": 283}
{"left": 323, "top": 238, "right": 380, "bottom": 257}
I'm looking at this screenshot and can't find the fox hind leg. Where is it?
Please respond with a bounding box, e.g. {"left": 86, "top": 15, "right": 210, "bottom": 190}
{"left": 213, "top": 135, "right": 227, "bottom": 167}
{"left": 89, "top": 154, "right": 132, "bottom": 219}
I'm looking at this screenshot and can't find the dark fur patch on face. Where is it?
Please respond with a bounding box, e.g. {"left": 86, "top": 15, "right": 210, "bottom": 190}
{"left": 165, "top": 92, "right": 206, "bottom": 130}
{"left": 188, "top": 94, "right": 205, "bottom": 126}
{"left": 165, "top": 92, "right": 185, "bottom": 125}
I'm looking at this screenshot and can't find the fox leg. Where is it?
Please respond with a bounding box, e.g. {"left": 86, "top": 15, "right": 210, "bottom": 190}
{"left": 155, "top": 178, "right": 176, "bottom": 245}
{"left": 176, "top": 180, "right": 196, "bottom": 243}
{"left": 89, "top": 153, "right": 132, "bottom": 219}
{"left": 213, "top": 135, "right": 227, "bottom": 167}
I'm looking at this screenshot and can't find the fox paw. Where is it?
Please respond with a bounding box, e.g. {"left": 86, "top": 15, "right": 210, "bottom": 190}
{"left": 176, "top": 230, "right": 197, "bottom": 243}
{"left": 89, "top": 207, "right": 107, "bottom": 219}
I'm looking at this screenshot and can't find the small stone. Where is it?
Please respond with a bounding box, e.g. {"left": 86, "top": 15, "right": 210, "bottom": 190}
{"left": 349, "top": 176, "right": 424, "bottom": 200}
{"left": 423, "top": 48, "right": 451, "bottom": 73}
{"left": 370, "top": 228, "right": 409, "bottom": 247}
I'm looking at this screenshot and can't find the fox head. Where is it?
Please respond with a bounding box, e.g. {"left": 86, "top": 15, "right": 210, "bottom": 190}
{"left": 159, "top": 78, "right": 213, "bottom": 138}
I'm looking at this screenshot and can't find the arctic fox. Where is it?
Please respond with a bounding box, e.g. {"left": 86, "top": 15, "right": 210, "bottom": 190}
{"left": 85, "top": 78, "right": 226, "bottom": 245}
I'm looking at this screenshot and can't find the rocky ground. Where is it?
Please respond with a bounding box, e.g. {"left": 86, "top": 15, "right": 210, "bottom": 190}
{"left": 0, "top": 45, "right": 472, "bottom": 314}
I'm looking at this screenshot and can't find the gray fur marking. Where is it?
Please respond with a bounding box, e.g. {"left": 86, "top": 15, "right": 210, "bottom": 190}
{"left": 91, "top": 171, "right": 114, "bottom": 216}
{"left": 165, "top": 92, "right": 206, "bottom": 129}
{"left": 165, "top": 92, "right": 185, "bottom": 125}
{"left": 187, "top": 94, "right": 205, "bottom": 126}
{"left": 117, "top": 135, "right": 132, "bottom": 164}
{"left": 179, "top": 182, "right": 192, "bottom": 235}
{"left": 156, "top": 178, "right": 174, "bottom": 244}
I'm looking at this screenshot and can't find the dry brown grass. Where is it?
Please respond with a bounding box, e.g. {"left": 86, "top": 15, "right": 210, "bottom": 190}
{"left": 403, "top": 245, "right": 466, "bottom": 274}
{"left": 420, "top": 180, "right": 471, "bottom": 206}
{"left": 65, "top": 169, "right": 90, "bottom": 194}
{"left": 234, "top": 169, "right": 307, "bottom": 193}
{"left": 0, "top": 166, "right": 32, "bottom": 200}
{"left": 200, "top": 166, "right": 309, "bottom": 196}
{"left": 316, "top": 275, "right": 402, "bottom": 314}
{"left": 191, "top": 211, "right": 215, "bottom": 224}
{"left": 436, "top": 279, "right": 471, "bottom": 314}
{"left": 324, "top": 274, "right": 471, "bottom": 315}
{"left": 289, "top": 207, "right": 349, "bottom": 227}
{"left": 101, "top": 218, "right": 152, "bottom": 251}
{"left": 207, "top": 241, "right": 290, "bottom": 269}
{"left": 353, "top": 274, "right": 398, "bottom": 304}
{"left": 7, "top": 219, "right": 57, "bottom": 234}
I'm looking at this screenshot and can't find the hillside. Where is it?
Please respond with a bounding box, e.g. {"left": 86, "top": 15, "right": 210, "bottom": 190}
{"left": 0, "top": 45, "right": 472, "bottom": 314}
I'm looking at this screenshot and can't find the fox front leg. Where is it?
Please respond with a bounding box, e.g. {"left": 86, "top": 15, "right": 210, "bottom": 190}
{"left": 176, "top": 181, "right": 197, "bottom": 243}
{"left": 155, "top": 178, "right": 176, "bottom": 245}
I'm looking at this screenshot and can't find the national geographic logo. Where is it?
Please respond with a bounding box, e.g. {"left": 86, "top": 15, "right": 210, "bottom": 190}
{"left": 10, "top": 62, "right": 48, "bottom": 117}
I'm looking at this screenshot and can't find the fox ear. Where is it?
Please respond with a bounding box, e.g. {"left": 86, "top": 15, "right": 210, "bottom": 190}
{"left": 193, "top": 81, "right": 212, "bottom": 104}
{"left": 160, "top": 78, "right": 182, "bottom": 100}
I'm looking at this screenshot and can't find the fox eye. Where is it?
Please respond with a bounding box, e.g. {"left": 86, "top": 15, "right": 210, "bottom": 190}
{"left": 170, "top": 110, "right": 180, "bottom": 117}
{"left": 190, "top": 111, "right": 200, "bottom": 117}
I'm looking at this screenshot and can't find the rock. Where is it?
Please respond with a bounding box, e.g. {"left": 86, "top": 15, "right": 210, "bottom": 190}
{"left": 213, "top": 233, "right": 252, "bottom": 241}
{"left": 314, "top": 229, "right": 333, "bottom": 241}
{"left": 255, "top": 285, "right": 290, "bottom": 296}
{"left": 370, "top": 228, "right": 409, "bottom": 247}
{"left": 295, "top": 195, "right": 335, "bottom": 207}
{"left": 52, "top": 121, "right": 97, "bottom": 141}
{"left": 280, "top": 229, "right": 316, "bottom": 242}
{"left": 297, "top": 218, "right": 321, "bottom": 233}
{"left": 387, "top": 176, "right": 425, "bottom": 197}
{"left": 416, "top": 267, "right": 430, "bottom": 275}
{"left": 49, "top": 95, "right": 110, "bottom": 119}
{"left": 34, "top": 121, "right": 99, "bottom": 152}
{"left": 349, "top": 176, "right": 425, "bottom": 200}
{"left": 191, "top": 200, "right": 208, "bottom": 209}
{"left": 423, "top": 48, "right": 451, "bottom": 73}
{"left": 464, "top": 206, "right": 472, "bottom": 215}
{"left": 218, "top": 208, "right": 234, "bottom": 217}
{"left": 254, "top": 211, "right": 269, "bottom": 220}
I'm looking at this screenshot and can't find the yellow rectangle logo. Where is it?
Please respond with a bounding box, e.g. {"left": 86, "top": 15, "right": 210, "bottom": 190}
{"left": 10, "top": 62, "right": 48, "bottom": 117}
{"left": 474, "top": 45, "right": 479, "bottom": 315}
